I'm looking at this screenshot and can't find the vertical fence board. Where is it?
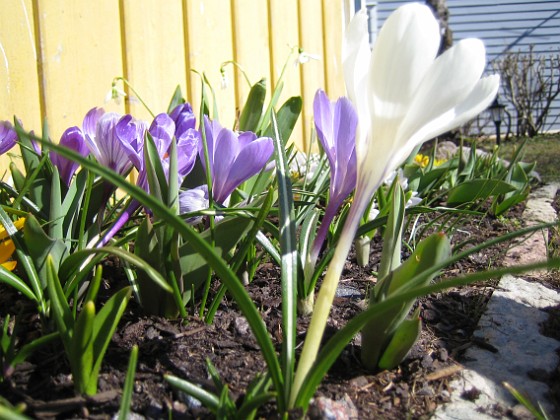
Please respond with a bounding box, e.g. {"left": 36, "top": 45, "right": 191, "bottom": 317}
{"left": 298, "top": 0, "right": 326, "bottom": 151}
{"left": 230, "top": 0, "right": 271, "bottom": 121}
{"left": 0, "top": 0, "right": 41, "bottom": 178}
{"left": 322, "top": 0, "right": 345, "bottom": 100}
{"left": 268, "top": 0, "right": 305, "bottom": 148}
{"left": 183, "top": 0, "right": 236, "bottom": 128}
{"left": 121, "top": 0, "right": 188, "bottom": 120}
{"left": 35, "top": 0, "right": 124, "bottom": 139}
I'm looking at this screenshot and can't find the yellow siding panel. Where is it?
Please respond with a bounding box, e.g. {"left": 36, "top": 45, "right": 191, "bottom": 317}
{"left": 298, "top": 0, "right": 326, "bottom": 152}
{"left": 322, "top": 0, "right": 345, "bottom": 99}
{"left": 35, "top": 0, "right": 124, "bottom": 139}
{"left": 183, "top": 0, "right": 236, "bottom": 128}
{"left": 121, "top": 0, "right": 188, "bottom": 120}
{"left": 268, "top": 0, "right": 304, "bottom": 148}
{"left": 230, "top": 0, "right": 271, "bottom": 117}
{"left": 1, "top": 0, "right": 347, "bottom": 165}
{"left": 0, "top": 0, "right": 41, "bottom": 179}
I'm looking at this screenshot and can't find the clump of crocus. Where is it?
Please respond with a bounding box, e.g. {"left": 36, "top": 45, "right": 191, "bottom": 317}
{"left": 0, "top": 218, "right": 25, "bottom": 271}
{"left": 99, "top": 104, "right": 200, "bottom": 246}
{"left": 291, "top": 3, "right": 500, "bottom": 402}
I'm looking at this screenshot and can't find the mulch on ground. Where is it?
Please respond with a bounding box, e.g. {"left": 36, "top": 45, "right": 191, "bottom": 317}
{"left": 1, "top": 197, "right": 559, "bottom": 419}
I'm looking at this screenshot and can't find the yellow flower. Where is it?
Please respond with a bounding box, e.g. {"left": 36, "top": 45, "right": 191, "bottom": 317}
{"left": 414, "top": 154, "right": 430, "bottom": 167}
{"left": 414, "top": 154, "right": 447, "bottom": 168}
{"left": 0, "top": 217, "right": 25, "bottom": 271}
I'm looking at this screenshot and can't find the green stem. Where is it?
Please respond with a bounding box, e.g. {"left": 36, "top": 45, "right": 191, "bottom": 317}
{"left": 290, "top": 193, "right": 368, "bottom": 406}
{"left": 113, "top": 77, "right": 155, "bottom": 118}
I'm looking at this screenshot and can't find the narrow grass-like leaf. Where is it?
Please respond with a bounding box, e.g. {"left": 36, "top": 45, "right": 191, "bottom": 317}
{"left": 49, "top": 167, "right": 63, "bottom": 240}
{"left": 0, "top": 207, "right": 45, "bottom": 312}
{"left": 89, "top": 286, "right": 132, "bottom": 394}
{"left": 271, "top": 110, "right": 297, "bottom": 404}
{"left": 59, "top": 246, "right": 173, "bottom": 296}
{"left": 46, "top": 256, "right": 74, "bottom": 350}
{"left": 0, "top": 266, "right": 37, "bottom": 302}
{"left": 165, "top": 374, "right": 220, "bottom": 412}
{"left": 118, "top": 345, "right": 139, "bottom": 420}
{"left": 73, "top": 301, "right": 95, "bottom": 394}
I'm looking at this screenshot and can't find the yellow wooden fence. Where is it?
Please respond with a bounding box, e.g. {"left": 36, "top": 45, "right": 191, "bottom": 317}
{"left": 0, "top": 0, "right": 347, "bottom": 178}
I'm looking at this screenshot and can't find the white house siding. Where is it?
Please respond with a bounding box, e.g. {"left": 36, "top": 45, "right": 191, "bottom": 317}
{"left": 366, "top": 0, "right": 560, "bottom": 134}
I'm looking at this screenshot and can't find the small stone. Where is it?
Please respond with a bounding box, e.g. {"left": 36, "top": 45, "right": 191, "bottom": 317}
{"left": 308, "top": 394, "right": 358, "bottom": 419}
{"left": 511, "top": 403, "right": 535, "bottom": 420}
{"left": 438, "top": 348, "right": 449, "bottom": 362}
{"left": 349, "top": 375, "right": 369, "bottom": 388}
{"left": 172, "top": 401, "right": 188, "bottom": 414}
{"left": 234, "top": 317, "right": 250, "bottom": 335}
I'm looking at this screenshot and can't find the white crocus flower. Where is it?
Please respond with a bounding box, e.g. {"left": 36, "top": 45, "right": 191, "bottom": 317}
{"left": 291, "top": 3, "right": 499, "bottom": 404}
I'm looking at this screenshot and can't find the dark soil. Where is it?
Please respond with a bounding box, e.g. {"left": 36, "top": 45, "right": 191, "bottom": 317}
{"left": 1, "top": 199, "right": 559, "bottom": 419}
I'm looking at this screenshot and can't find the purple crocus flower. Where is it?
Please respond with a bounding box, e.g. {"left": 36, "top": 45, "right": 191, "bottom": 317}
{"left": 179, "top": 185, "right": 208, "bottom": 224}
{"left": 83, "top": 108, "right": 142, "bottom": 176}
{"left": 200, "top": 116, "right": 274, "bottom": 204}
{"left": 50, "top": 126, "right": 90, "bottom": 186}
{"left": 309, "top": 89, "right": 358, "bottom": 265}
{"left": 99, "top": 110, "right": 200, "bottom": 246}
{"left": 170, "top": 103, "right": 196, "bottom": 135}
{"left": 171, "top": 104, "right": 200, "bottom": 178}
{"left": 0, "top": 121, "right": 17, "bottom": 155}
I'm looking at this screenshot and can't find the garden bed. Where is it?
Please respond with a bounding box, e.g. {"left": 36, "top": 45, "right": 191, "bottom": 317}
{"left": 3, "top": 200, "right": 557, "bottom": 419}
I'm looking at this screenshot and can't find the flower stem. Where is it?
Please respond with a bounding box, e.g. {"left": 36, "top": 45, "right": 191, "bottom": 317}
{"left": 290, "top": 193, "right": 369, "bottom": 406}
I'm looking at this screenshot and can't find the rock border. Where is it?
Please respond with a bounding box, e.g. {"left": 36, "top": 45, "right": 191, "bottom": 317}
{"left": 433, "top": 184, "right": 560, "bottom": 419}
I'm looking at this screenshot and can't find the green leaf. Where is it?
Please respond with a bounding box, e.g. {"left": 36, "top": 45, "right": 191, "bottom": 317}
{"left": 0, "top": 266, "right": 37, "bottom": 302}
{"left": 167, "top": 85, "right": 185, "bottom": 113}
{"left": 144, "top": 132, "right": 168, "bottom": 204}
{"left": 271, "top": 110, "right": 297, "bottom": 401}
{"left": 264, "top": 97, "right": 302, "bottom": 144}
{"left": 239, "top": 78, "right": 267, "bottom": 132}
{"left": 72, "top": 301, "right": 95, "bottom": 394}
{"left": 49, "top": 166, "right": 63, "bottom": 240}
{"left": 179, "top": 215, "right": 254, "bottom": 296}
{"left": 364, "top": 233, "right": 451, "bottom": 370}
{"left": 118, "top": 345, "right": 139, "bottom": 420}
{"left": 60, "top": 169, "right": 87, "bottom": 245}
{"left": 447, "top": 179, "right": 516, "bottom": 206}
{"left": 165, "top": 374, "right": 220, "bottom": 413}
{"left": 23, "top": 214, "right": 68, "bottom": 287}
{"left": 377, "top": 183, "right": 405, "bottom": 282}
{"left": 46, "top": 256, "right": 74, "bottom": 351}
{"left": 59, "top": 245, "right": 173, "bottom": 297}
{"left": 89, "top": 286, "right": 131, "bottom": 395}
{"left": 377, "top": 309, "right": 421, "bottom": 370}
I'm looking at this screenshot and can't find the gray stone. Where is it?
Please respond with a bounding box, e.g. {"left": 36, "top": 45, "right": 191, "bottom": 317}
{"left": 432, "top": 184, "right": 560, "bottom": 420}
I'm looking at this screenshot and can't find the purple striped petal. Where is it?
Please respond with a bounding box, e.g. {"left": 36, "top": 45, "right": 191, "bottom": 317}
{"left": 170, "top": 103, "right": 197, "bottom": 137}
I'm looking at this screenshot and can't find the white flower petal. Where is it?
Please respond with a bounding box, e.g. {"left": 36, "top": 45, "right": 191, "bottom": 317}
{"left": 343, "top": 9, "right": 371, "bottom": 147}
{"left": 390, "top": 75, "right": 500, "bottom": 172}
{"left": 398, "top": 39, "right": 487, "bottom": 144}
{"left": 369, "top": 3, "right": 440, "bottom": 122}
